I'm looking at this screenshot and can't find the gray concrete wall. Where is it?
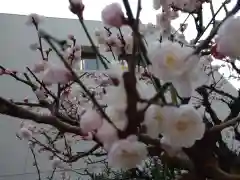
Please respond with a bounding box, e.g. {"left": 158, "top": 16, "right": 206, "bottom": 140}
{"left": 0, "top": 13, "right": 238, "bottom": 179}
{"left": 0, "top": 13, "right": 107, "bottom": 180}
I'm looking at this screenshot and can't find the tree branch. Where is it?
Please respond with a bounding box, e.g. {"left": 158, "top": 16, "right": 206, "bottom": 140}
{"left": 201, "top": 85, "right": 236, "bottom": 100}
{"left": 196, "top": 86, "right": 221, "bottom": 124}
{"left": 0, "top": 97, "right": 83, "bottom": 135}
{"left": 210, "top": 113, "right": 240, "bottom": 132}
{"left": 193, "top": 0, "right": 240, "bottom": 54}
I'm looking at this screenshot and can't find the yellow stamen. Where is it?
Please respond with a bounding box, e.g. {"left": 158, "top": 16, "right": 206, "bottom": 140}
{"left": 155, "top": 110, "right": 163, "bottom": 123}
{"left": 121, "top": 65, "right": 128, "bottom": 71}
{"left": 165, "top": 54, "right": 176, "bottom": 69}
{"left": 175, "top": 119, "right": 189, "bottom": 132}
{"left": 122, "top": 150, "right": 138, "bottom": 158}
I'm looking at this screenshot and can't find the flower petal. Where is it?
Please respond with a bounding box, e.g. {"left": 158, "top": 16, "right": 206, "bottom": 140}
{"left": 172, "top": 76, "right": 192, "bottom": 98}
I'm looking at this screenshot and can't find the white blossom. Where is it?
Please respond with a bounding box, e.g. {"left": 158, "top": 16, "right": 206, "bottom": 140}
{"left": 103, "top": 85, "right": 127, "bottom": 112}
{"left": 101, "top": 62, "right": 128, "bottom": 110}
{"left": 80, "top": 109, "right": 103, "bottom": 134}
{"left": 156, "top": 13, "right": 171, "bottom": 35}
{"left": 137, "top": 81, "right": 156, "bottom": 110}
{"left": 95, "top": 29, "right": 107, "bottom": 45}
{"left": 137, "top": 81, "right": 155, "bottom": 100}
{"left": 149, "top": 40, "right": 200, "bottom": 97}
{"left": 143, "top": 105, "right": 164, "bottom": 138}
{"left": 190, "top": 56, "right": 211, "bottom": 87}
{"left": 105, "top": 35, "right": 122, "bottom": 55}
{"left": 107, "top": 135, "right": 148, "bottom": 169}
{"left": 124, "top": 34, "right": 134, "bottom": 54}
{"left": 103, "top": 34, "right": 134, "bottom": 55}
{"left": 161, "top": 105, "right": 205, "bottom": 148}
{"left": 216, "top": 16, "right": 240, "bottom": 58}
{"left": 105, "top": 106, "right": 127, "bottom": 130}
{"left": 96, "top": 120, "right": 119, "bottom": 151}
{"left": 106, "top": 61, "right": 128, "bottom": 81}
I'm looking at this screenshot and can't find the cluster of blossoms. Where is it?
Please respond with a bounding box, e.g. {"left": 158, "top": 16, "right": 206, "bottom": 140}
{"left": 80, "top": 62, "right": 206, "bottom": 169}
{"left": 33, "top": 60, "right": 73, "bottom": 85}
{"left": 153, "top": 0, "right": 206, "bottom": 37}
{"left": 29, "top": 59, "right": 208, "bottom": 169}
{"left": 153, "top": 0, "right": 204, "bottom": 12}
{"left": 95, "top": 28, "right": 134, "bottom": 56}
{"left": 13, "top": 0, "right": 240, "bottom": 175}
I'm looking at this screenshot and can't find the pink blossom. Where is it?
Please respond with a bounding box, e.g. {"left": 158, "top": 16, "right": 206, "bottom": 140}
{"left": 69, "top": 0, "right": 84, "bottom": 16}
{"left": 42, "top": 66, "right": 73, "bottom": 85}
{"left": 80, "top": 109, "right": 103, "bottom": 134}
{"left": 101, "top": 3, "right": 125, "bottom": 28}
{"left": 81, "top": 132, "right": 94, "bottom": 141}
{"left": 4, "top": 69, "right": 15, "bottom": 75}
{"left": 32, "top": 61, "right": 49, "bottom": 73}
{"left": 18, "top": 127, "right": 32, "bottom": 140}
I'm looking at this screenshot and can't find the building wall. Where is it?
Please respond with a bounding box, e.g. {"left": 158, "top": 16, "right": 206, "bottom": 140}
{"left": 0, "top": 13, "right": 238, "bottom": 179}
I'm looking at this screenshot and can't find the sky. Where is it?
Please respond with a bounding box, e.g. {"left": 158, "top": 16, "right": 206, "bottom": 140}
{"left": 0, "top": 0, "right": 235, "bottom": 39}
{"left": 0, "top": 0, "right": 239, "bottom": 87}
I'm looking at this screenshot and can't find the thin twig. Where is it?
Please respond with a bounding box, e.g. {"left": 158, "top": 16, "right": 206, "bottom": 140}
{"left": 39, "top": 31, "right": 119, "bottom": 131}
{"left": 0, "top": 65, "right": 36, "bottom": 89}
{"left": 30, "top": 146, "right": 41, "bottom": 180}
{"left": 193, "top": 0, "right": 240, "bottom": 54}
{"left": 67, "top": 144, "right": 101, "bottom": 162}
{"left": 77, "top": 16, "right": 108, "bottom": 69}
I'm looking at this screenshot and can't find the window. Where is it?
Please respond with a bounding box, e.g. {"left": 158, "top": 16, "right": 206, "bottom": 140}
{"left": 80, "top": 46, "right": 101, "bottom": 70}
